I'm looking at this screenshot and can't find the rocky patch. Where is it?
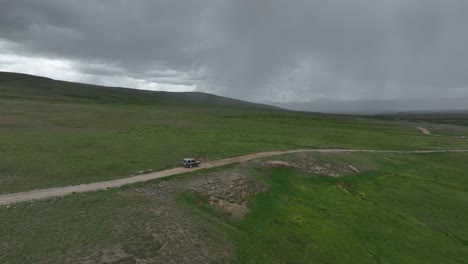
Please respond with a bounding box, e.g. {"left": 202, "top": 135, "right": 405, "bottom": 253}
{"left": 263, "top": 153, "right": 364, "bottom": 177}
{"left": 188, "top": 170, "right": 269, "bottom": 219}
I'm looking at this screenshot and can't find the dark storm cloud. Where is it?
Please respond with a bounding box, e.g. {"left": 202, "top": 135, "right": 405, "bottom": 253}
{"left": 1, "top": 0, "right": 468, "bottom": 105}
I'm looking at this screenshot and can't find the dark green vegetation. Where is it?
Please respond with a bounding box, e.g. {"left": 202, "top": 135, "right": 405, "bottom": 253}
{"left": 1, "top": 72, "right": 468, "bottom": 194}
{"left": 1, "top": 152, "right": 467, "bottom": 263}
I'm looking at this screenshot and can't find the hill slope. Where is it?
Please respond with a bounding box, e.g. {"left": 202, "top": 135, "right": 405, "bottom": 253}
{"left": 0, "top": 71, "right": 277, "bottom": 109}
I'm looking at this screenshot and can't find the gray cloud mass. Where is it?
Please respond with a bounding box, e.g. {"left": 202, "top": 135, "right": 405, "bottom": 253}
{"left": 1, "top": 0, "right": 467, "bottom": 109}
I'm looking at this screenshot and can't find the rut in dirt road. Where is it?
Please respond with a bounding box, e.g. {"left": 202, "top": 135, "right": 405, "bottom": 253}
{"left": 1, "top": 148, "right": 468, "bottom": 206}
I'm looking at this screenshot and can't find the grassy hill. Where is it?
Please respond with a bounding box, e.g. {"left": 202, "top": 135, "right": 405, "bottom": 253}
{"left": 0, "top": 71, "right": 277, "bottom": 109}
{"left": 1, "top": 72, "right": 468, "bottom": 263}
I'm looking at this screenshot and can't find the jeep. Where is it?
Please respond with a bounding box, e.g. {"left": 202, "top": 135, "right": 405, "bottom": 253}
{"left": 182, "top": 158, "right": 201, "bottom": 168}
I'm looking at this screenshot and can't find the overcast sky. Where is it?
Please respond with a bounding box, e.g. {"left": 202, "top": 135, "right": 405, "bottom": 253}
{"left": 1, "top": 0, "right": 468, "bottom": 104}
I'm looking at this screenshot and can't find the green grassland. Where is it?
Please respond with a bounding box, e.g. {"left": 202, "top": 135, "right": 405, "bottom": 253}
{"left": 1, "top": 152, "right": 467, "bottom": 263}
{"left": 225, "top": 153, "right": 468, "bottom": 263}
{"left": 1, "top": 72, "right": 468, "bottom": 194}
{"left": 1, "top": 72, "right": 468, "bottom": 263}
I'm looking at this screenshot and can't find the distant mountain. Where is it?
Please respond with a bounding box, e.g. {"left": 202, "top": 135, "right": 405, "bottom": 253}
{"left": 0, "top": 72, "right": 278, "bottom": 110}
{"left": 274, "top": 98, "right": 468, "bottom": 114}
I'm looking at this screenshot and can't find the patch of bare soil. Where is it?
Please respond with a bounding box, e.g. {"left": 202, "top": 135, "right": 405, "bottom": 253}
{"left": 188, "top": 170, "right": 269, "bottom": 219}
{"left": 265, "top": 160, "right": 294, "bottom": 167}
{"left": 347, "top": 164, "right": 360, "bottom": 173}
{"left": 417, "top": 126, "right": 431, "bottom": 135}
{"left": 263, "top": 153, "right": 363, "bottom": 177}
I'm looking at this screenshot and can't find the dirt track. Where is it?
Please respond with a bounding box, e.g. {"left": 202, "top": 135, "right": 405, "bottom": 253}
{"left": 1, "top": 148, "right": 467, "bottom": 206}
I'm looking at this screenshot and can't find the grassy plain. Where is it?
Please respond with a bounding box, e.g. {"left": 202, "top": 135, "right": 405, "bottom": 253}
{"left": 225, "top": 153, "right": 468, "bottom": 263}
{"left": 1, "top": 73, "right": 468, "bottom": 194}
{"left": 1, "top": 152, "right": 467, "bottom": 263}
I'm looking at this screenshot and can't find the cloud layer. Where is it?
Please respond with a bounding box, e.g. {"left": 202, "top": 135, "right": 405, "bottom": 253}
{"left": 1, "top": 0, "right": 468, "bottom": 104}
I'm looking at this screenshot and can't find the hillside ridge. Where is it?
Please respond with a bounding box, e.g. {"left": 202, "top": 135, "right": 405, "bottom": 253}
{"left": 0, "top": 71, "right": 278, "bottom": 109}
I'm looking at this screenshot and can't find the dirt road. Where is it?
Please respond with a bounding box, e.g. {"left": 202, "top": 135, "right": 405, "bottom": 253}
{"left": 417, "top": 127, "right": 431, "bottom": 135}
{"left": 1, "top": 148, "right": 467, "bottom": 206}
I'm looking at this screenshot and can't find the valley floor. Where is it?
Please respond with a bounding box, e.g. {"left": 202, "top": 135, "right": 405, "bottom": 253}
{"left": 1, "top": 151, "right": 468, "bottom": 263}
